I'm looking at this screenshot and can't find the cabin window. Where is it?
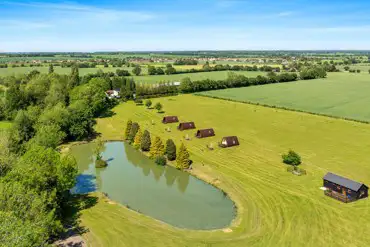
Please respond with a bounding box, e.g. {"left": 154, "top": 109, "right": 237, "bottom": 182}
{"left": 233, "top": 140, "right": 236, "bottom": 144}
{"left": 222, "top": 140, "right": 227, "bottom": 145}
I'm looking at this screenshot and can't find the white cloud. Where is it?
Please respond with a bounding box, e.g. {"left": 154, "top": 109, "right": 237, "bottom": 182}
{"left": 0, "top": 1, "right": 155, "bottom": 23}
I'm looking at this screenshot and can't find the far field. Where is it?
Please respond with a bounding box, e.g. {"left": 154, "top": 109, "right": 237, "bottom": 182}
{"left": 80, "top": 94, "right": 370, "bottom": 247}
{"left": 199, "top": 72, "right": 370, "bottom": 122}
{"left": 132, "top": 71, "right": 265, "bottom": 84}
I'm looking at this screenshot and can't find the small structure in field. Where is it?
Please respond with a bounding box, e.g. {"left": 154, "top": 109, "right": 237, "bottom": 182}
{"left": 219, "top": 136, "right": 239, "bottom": 148}
{"left": 323, "top": 172, "right": 368, "bottom": 203}
{"left": 105, "top": 89, "right": 120, "bottom": 99}
{"left": 196, "top": 129, "right": 215, "bottom": 138}
{"left": 162, "top": 116, "right": 179, "bottom": 124}
{"left": 178, "top": 122, "right": 196, "bottom": 131}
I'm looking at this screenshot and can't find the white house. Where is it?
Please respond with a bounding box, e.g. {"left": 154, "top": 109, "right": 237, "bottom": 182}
{"left": 105, "top": 89, "right": 120, "bottom": 99}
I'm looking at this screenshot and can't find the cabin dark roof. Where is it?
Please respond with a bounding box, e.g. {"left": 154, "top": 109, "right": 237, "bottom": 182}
{"left": 178, "top": 122, "right": 196, "bottom": 130}
{"left": 162, "top": 116, "right": 179, "bottom": 123}
{"left": 324, "top": 172, "right": 365, "bottom": 191}
{"left": 196, "top": 128, "right": 215, "bottom": 138}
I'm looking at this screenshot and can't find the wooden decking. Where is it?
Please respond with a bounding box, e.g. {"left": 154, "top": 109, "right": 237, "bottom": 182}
{"left": 324, "top": 190, "right": 356, "bottom": 203}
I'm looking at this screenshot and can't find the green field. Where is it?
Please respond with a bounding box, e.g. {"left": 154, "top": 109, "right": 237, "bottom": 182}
{"left": 79, "top": 94, "right": 370, "bottom": 247}
{"left": 0, "top": 66, "right": 136, "bottom": 77}
{"left": 0, "top": 121, "right": 12, "bottom": 129}
{"left": 338, "top": 64, "right": 370, "bottom": 72}
{"left": 133, "top": 71, "right": 265, "bottom": 84}
{"left": 199, "top": 72, "right": 370, "bottom": 122}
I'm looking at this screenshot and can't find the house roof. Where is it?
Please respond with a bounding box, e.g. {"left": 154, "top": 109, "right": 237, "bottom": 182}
{"left": 323, "top": 172, "right": 365, "bottom": 191}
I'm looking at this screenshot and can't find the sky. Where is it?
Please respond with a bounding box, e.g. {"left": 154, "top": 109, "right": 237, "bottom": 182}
{"left": 1, "top": 0, "right": 370, "bottom": 52}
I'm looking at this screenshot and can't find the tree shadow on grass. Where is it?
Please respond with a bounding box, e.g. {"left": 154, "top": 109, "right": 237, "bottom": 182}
{"left": 98, "top": 110, "right": 116, "bottom": 118}
{"left": 59, "top": 193, "right": 99, "bottom": 244}
{"left": 157, "top": 111, "right": 165, "bottom": 114}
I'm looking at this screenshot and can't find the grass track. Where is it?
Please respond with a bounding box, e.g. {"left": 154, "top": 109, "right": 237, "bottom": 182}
{"left": 198, "top": 72, "right": 370, "bottom": 122}
{"left": 81, "top": 94, "right": 370, "bottom": 247}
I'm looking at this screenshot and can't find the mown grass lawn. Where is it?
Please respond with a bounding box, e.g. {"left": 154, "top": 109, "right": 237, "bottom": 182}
{"left": 199, "top": 72, "right": 370, "bottom": 122}
{"left": 81, "top": 94, "right": 370, "bottom": 247}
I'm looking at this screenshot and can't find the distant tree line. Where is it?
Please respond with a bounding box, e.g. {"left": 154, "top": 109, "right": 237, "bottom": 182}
{"left": 173, "top": 59, "right": 198, "bottom": 65}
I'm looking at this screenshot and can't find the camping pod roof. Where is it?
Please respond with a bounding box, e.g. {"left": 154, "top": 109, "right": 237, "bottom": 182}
{"left": 162, "top": 116, "right": 179, "bottom": 123}
{"left": 222, "top": 136, "right": 239, "bottom": 142}
{"left": 196, "top": 128, "right": 215, "bottom": 137}
{"left": 323, "top": 172, "right": 367, "bottom": 191}
{"left": 178, "top": 122, "right": 196, "bottom": 130}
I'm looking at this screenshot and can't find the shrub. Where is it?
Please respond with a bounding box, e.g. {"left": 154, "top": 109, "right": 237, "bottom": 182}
{"left": 127, "top": 122, "right": 139, "bottom": 144}
{"left": 135, "top": 99, "right": 143, "bottom": 105}
{"left": 155, "top": 156, "right": 167, "bottom": 166}
{"left": 176, "top": 143, "right": 190, "bottom": 170}
{"left": 282, "top": 150, "right": 301, "bottom": 166}
{"left": 154, "top": 102, "right": 163, "bottom": 112}
{"left": 133, "top": 129, "right": 142, "bottom": 149}
{"left": 95, "top": 159, "right": 108, "bottom": 168}
{"left": 124, "top": 120, "right": 132, "bottom": 140}
{"left": 149, "top": 136, "right": 164, "bottom": 158}
{"left": 141, "top": 130, "right": 151, "bottom": 151}
{"left": 165, "top": 139, "right": 176, "bottom": 161}
{"left": 145, "top": 99, "right": 152, "bottom": 108}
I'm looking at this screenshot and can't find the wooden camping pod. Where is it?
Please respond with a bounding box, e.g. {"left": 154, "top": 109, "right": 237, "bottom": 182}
{"left": 162, "top": 116, "right": 179, "bottom": 124}
{"left": 178, "top": 122, "right": 196, "bottom": 131}
{"left": 219, "top": 136, "right": 239, "bottom": 148}
{"left": 195, "top": 129, "right": 215, "bottom": 138}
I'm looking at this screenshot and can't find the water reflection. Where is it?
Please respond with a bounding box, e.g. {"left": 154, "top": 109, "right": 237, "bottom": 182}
{"left": 71, "top": 141, "right": 235, "bottom": 230}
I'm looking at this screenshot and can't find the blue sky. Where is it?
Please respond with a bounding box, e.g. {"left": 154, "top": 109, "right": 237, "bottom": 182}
{"left": 1, "top": 0, "right": 370, "bottom": 51}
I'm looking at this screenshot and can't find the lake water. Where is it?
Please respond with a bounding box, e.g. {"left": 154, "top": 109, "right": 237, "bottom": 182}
{"left": 71, "top": 141, "right": 235, "bottom": 230}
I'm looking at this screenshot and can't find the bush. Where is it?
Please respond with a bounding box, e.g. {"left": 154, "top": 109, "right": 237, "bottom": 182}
{"left": 155, "top": 156, "right": 167, "bottom": 166}
{"left": 282, "top": 150, "right": 301, "bottom": 166}
{"left": 145, "top": 99, "right": 152, "bottom": 108}
{"left": 135, "top": 99, "right": 143, "bottom": 105}
{"left": 141, "top": 130, "right": 151, "bottom": 151}
{"left": 165, "top": 139, "right": 176, "bottom": 161}
{"left": 95, "top": 159, "right": 108, "bottom": 168}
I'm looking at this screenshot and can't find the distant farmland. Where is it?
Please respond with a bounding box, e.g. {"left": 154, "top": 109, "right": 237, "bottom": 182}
{"left": 198, "top": 72, "right": 370, "bottom": 122}
{"left": 133, "top": 71, "right": 265, "bottom": 84}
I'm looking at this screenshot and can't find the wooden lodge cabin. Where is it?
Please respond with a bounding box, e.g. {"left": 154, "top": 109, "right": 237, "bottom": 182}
{"left": 323, "top": 172, "right": 368, "bottom": 203}
{"left": 195, "top": 129, "right": 215, "bottom": 138}
{"left": 178, "top": 122, "right": 196, "bottom": 131}
{"left": 162, "top": 116, "right": 179, "bottom": 124}
{"left": 219, "top": 136, "right": 239, "bottom": 148}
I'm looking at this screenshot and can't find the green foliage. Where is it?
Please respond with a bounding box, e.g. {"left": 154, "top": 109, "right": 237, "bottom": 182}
{"left": 94, "top": 138, "right": 105, "bottom": 161}
{"left": 149, "top": 136, "right": 165, "bottom": 158}
{"left": 154, "top": 102, "right": 163, "bottom": 112}
{"left": 154, "top": 156, "right": 167, "bottom": 166}
{"left": 133, "top": 128, "right": 142, "bottom": 149}
{"left": 95, "top": 159, "right": 108, "bottom": 168}
{"left": 141, "top": 130, "right": 151, "bottom": 151}
{"left": 124, "top": 120, "right": 132, "bottom": 140}
{"left": 165, "top": 139, "right": 177, "bottom": 161}
{"left": 282, "top": 150, "right": 302, "bottom": 166}
{"left": 127, "top": 122, "right": 139, "bottom": 144}
{"left": 48, "top": 64, "right": 54, "bottom": 74}
{"left": 0, "top": 133, "right": 15, "bottom": 177}
{"left": 69, "top": 65, "right": 80, "bottom": 89}
{"left": 30, "top": 123, "right": 66, "bottom": 149}
{"left": 67, "top": 100, "right": 94, "bottom": 141}
{"left": 132, "top": 65, "right": 142, "bottom": 76}
{"left": 116, "top": 69, "right": 130, "bottom": 76}
{"left": 145, "top": 99, "right": 152, "bottom": 108}
{"left": 176, "top": 143, "right": 190, "bottom": 170}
